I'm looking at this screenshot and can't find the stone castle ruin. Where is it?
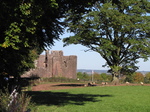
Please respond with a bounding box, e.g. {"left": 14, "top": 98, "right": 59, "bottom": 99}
{"left": 23, "top": 50, "right": 77, "bottom": 79}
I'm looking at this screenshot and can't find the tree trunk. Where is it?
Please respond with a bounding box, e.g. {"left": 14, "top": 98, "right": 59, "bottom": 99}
{"left": 112, "top": 73, "right": 119, "bottom": 85}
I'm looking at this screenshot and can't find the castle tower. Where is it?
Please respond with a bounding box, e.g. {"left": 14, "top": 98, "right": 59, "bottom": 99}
{"left": 27, "top": 50, "right": 77, "bottom": 79}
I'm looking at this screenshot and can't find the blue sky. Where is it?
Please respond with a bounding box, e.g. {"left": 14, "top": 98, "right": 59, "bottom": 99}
{"left": 46, "top": 32, "right": 150, "bottom": 71}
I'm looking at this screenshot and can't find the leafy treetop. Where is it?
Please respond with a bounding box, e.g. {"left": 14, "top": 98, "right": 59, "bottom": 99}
{"left": 0, "top": 0, "right": 99, "bottom": 77}
{"left": 64, "top": 0, "right": 150, "bottom": 79}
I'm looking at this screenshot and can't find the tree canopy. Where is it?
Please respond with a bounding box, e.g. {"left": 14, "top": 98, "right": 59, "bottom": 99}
{"left": 63, "top": 0, "right": 150, "bottom": 82}
{"left": 0, "top": 0, "right": 100, "bottom": 78}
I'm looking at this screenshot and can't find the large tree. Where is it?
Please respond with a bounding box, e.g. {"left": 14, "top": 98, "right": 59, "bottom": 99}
{"left": 0, "top": 0, "right": 99, "bottom": 77}
{"left": 63, "top": 0, "right": 150, "bottom": 84}
{"left": 0, "top": 0, "right": 103, "bottom": 91}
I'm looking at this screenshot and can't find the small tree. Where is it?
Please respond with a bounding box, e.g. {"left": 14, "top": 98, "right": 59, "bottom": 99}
{"left": 133, "top": 72, "right": 144, "bottom": 83}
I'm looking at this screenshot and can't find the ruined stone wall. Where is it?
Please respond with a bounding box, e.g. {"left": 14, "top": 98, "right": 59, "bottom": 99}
{"left": 50, "top": 50, "right": 63, "bottom": 77}
{"left": 37, "top": 55, "right": 45, "bottom": 68}
{"left": 62, "top": 56, "right": 77, "bottom": 79}
{"left": 22, "top": 50, "right": 77, "bottom": 79}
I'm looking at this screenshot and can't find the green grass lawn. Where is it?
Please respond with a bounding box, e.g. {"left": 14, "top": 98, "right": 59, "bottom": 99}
{"left": 27, "top": 86, "right": 150, "bottom": 112}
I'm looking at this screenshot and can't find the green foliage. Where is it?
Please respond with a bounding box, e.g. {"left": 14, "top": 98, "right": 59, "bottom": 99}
{"left": 77, "top": 72, "right": 112, "bottom": 82}
{"left": 133, "top": 72, "right": 144, "bottom": 83}
{"left": 125, "top": 72, "right": 145, "bottom": 83}
{"left": 90, "top": 72, "right": 102, "bottom": 82}
{"left": 77, "top": 72, "right": 90, "bottom": 81}
{"left": 0, "top": 0, "right": 99, "bottom": 81}
{"left": 125, "top": 74, "right": 134, "bottom": 83}
{"left": 41, "top": 77, "right": 78, "bottom": 83}
{"left": 110, "top": 66, "right": 122, "bottom": 73}
{"left": 0, "top": 89, "right": 10, "bottom": 112}
{"left": 64, "top": 0, "right": 150, "bottom": 80}
{"left": 145, "top": 72, "right": 150, "bottom": 80}
{"left": 144, "top": 72, "right": 150, "bottom": 83}
{"left": 3, "top": 22, "right": 22, "bottom": 49}
{"left": 0, "top": 89, "right": 34, "bottom": 112}
{"left": 100, "top": 73, "right": 112, "bottom": 81}
{"left": 89, "top": 72, "right": 112, "bottom": 82}
{"left": 0, "top": 0, "right": 99, "bottom": 50}
{"left": 0, "top": 48, "right": 41, "bottom": 77}
{"left": 107, "top": 75, "right": 113, "bottom": 82}
{"left": 0, "top": 0, "right": 99, "bottom": 79}
{"left": 0, "top": 0, "right": 61, "bottom": 49}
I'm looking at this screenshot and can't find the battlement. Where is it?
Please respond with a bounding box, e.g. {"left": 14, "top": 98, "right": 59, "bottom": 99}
{"left": 51, "top": 50, "right": 63, "bottom": 56}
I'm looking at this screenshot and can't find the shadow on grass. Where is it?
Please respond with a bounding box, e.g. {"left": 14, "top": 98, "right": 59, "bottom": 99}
{"left": 26, "top": 91, "right": 112, "bottom": 106}
{"left": 52, "top": 83, "right": 85, "bottom": 87}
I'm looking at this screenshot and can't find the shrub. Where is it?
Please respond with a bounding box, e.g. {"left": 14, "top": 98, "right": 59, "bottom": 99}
{"left": 90, "top": 72, "right": 102, "bottom": 82}
{"left": 0, "top": 89, "right": 10, "bottom": 112}
{"left": 133, "top": 72, "right": 144, "bottom": 83}
{"left": 144, "top": 72, "right": 150, "bottom": 83}
{"left": 100, "top": 73, "right": 107, "bottom": 81}
{"left": 77, "top": 72, "right": 90, "bottom": 81}
{"left": 124, "top": 74, "right": 134, "bottom": 83}
{"left": 0, "top": 88, "right": 35, "bottom": 112}
{"left": 41, "top": 77, "right": 77, "bottom": 83}
{"left": 107, "top": 75, "right": 113, "bottom": 82}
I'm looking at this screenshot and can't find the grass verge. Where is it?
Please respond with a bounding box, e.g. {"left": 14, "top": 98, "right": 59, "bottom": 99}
{"left": 27, "top": 86, "right": 150, "bottom": 112}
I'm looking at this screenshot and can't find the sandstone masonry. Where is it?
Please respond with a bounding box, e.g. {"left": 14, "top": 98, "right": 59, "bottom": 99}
{"left": 23, "top": 50, "right": 77, "bottom": 79}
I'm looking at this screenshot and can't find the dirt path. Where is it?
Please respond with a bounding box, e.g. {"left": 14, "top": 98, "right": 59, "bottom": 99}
{"left": 32, "top": 83, "right": 150, "bottom": 91}
{"left": 32, "top": 83, "right": 86, "bottom": 91}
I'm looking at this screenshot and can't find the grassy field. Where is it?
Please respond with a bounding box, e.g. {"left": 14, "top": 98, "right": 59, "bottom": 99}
{"left": 27, "top": 86, "right": 150, "bottom": 112}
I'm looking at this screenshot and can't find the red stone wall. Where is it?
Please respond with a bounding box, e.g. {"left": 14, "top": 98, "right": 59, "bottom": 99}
{"left": 22, "top": 50, "right": 77, "bottom": 79}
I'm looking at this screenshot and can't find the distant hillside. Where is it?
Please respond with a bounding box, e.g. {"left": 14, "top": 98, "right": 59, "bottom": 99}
{"left": 77, "top": 69, "right": 150, "bottom": 75}
{"left": 138, "top": 71, "right": 150, "bottom": 75}
{"left": 77, "top": 69, "right": 108, "bottom": 74}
